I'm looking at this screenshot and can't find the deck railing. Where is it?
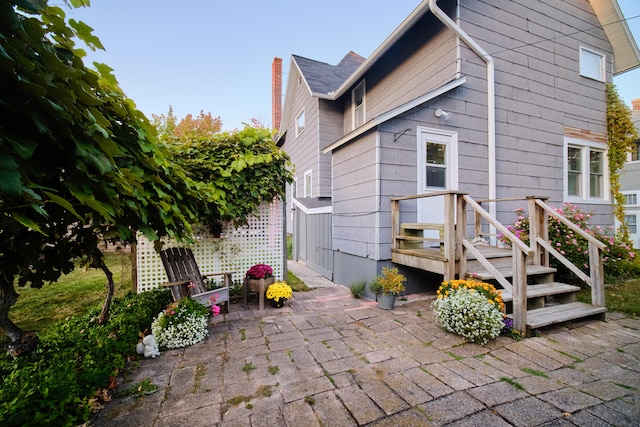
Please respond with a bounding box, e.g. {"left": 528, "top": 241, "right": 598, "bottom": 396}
{"left": 391, "top": 192, "right": 605, "bottom": 333}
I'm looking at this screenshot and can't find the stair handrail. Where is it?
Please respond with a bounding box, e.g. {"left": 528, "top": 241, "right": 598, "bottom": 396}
{"left": 533, "top": 199, "right": 605, "bottom": 307}
{"left": 463, "top": 196, "right": 533, "bottom": 256}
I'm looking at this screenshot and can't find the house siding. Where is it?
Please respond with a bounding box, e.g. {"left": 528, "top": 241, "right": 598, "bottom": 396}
{"left": 332, "top": 133, "right": 377, "bottom": 258}
{"left": 459, "top": 0, "right": 614, "bottom": 225}
{"left": 342, "top": 9, "right": 459, "bottom": 134}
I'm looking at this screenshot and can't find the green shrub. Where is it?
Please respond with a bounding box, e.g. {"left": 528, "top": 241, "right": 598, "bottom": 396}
{"left": 501, "top": 203, "right": 640, "bottom": 281}
{"left": 0, "top": 288, "right": 171, "bottom": 426}
{"left": 350, "top": 281, "right": 366, "bottom": 298}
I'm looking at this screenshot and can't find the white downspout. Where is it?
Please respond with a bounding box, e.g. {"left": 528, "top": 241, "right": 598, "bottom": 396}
{"left": 429, "top": 0, "right": 497, "bottom": 242}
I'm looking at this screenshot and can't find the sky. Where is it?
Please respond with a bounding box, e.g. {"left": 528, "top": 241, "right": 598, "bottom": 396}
{"left": 70, "top": 0, "right": 640, "bottom": 131}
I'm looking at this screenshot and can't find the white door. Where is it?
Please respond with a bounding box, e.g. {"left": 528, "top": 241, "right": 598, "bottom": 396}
{"left": 417, "top": 128, "right": 458, "bottom": 245}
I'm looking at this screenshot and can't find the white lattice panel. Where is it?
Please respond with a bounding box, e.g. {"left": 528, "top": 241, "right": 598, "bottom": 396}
{"left": 136, "top": 199, "right": 284, "bottom": 292}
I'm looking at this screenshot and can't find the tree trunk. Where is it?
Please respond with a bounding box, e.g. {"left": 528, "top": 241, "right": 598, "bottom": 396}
{"left": 1, "top": 276, "right": 39, "bottom": 358}
{"left": 98, "top": 262, "right": 114, "bottom": 325}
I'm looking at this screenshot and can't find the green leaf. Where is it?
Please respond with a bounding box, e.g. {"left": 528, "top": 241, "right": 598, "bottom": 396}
{"left": 68, "top": 19, "right": 105, "bottom": 51}
{"left": 9, "top": 212, "right": 45, "bottom": 234}
{"left": 44, "top": 191, "right": 82, "bottom": 220}
{"left": 0, "top": 157, "right": 23, "bottom": 195}
{"left": 14, "top": 0, "right": 46, "bottom": 13}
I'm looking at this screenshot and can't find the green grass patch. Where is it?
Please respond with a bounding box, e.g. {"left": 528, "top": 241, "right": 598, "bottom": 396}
{"left": 9, "top": 252, "right": 132, "bottom": 334}
{"left": 613, "top": 383, "right": 637, "bottom": 390}
{"left": 521, "top": 367, "right": 549, "bottom": 378}
{"left": 577, "top": 279, "right": 640, "bottom": 316}
{"left": 288, "top": 271, "right": 310, "bottom": 292}
{"left": 500, "top": 377, "right": 526, "bottom": 391}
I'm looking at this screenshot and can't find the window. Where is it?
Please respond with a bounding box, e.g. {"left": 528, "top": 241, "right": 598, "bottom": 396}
{"left": 579, "top": 47, "right": 604, "bottom": 81}
{"left": 624, "top": 193, "right": 638, "bottom": 206}
{"left": 352, "top": 81, "right": 365, "bottom": 128}
{"left": 291, "top": 178, "right": 297, "bottom": 200}
{"left": 296, "top": 110, "right": 305, "bottom": 137}
{"left": 625, "top": 214, "right": 637, "bottom": 235}
{"left": 425, "top": 141, "right": 447, "bottom": 188}
{"left": 630, "top": 140, "right": 640, "bottom": 162}
{"left": 304, "top": 170, "right": 312, "bottom": 198}
{"left": 565, "top": 138, "right": 608, "bottom": 201}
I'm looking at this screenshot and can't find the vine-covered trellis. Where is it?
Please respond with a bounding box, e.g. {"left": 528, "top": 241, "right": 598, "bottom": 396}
{"left": 136, "top": 200, "right": 284, "bottom": 292}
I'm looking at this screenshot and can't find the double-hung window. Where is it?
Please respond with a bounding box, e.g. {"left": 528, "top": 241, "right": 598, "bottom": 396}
{"left": 579, "top": 47, "right": 605, "bottom": 82}
{"left": 304, "top": 170, "right": 312, "bottom": 198}
{"left": 296, "top": 110, "right": 305, "bottom": 137}
{"left": 565, "top": 138, "right": 608, "bottom": 202}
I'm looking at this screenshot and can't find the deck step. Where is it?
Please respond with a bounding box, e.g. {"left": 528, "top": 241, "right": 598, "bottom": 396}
{"left": 499, "top": 282, "right": 580, "bottom": 303}
{"left": 508, "top": 302, "right": 607, "bottom": 330}
{"left": 468, "top": 264, "right": 556, "bottom": 281}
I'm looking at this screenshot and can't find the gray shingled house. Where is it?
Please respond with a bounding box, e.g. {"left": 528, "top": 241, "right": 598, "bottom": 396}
{"left": 275, "top": 0, "right": 639, "bottom": 331}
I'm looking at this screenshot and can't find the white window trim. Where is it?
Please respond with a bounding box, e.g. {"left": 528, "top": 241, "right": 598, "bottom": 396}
{"left": 579, "top": 46, "right": 605, "bottom": 82}
{"left": 303, "top": 170, "right": 312, "bottom": 198}
{"left": 564, "top": 137, "right": 609, "bottom": 204}
{"left": 291, "top": 178, "right": 297, "bottom": 200}
{"left": 622, "top": 191, "right": 639, "bottom": 206}
{"left": 352, "top": 80, "right": 366, "bottom": 129}
{"left": 295, "top": 109, "right": 305, "bottom": 137}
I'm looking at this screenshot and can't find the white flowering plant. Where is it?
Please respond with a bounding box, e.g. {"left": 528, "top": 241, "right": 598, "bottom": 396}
{"left": 432, "top": 286, "right": 504, "bottom": 345}
{"left": 151, "top": 297, "right": 214, "bottom": 349}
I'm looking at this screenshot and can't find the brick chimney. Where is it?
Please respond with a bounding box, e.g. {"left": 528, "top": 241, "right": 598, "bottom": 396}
{"left": 272, "top": 57, "right": 282, "bottom": 131}
{"left": 633, "top": 98, "right": 640, "bottom": 111}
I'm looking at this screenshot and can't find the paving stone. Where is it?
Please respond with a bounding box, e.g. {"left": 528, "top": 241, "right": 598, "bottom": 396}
{"left": 481, "top": 352, "right": 530, "bottom": 378}
{"left": 404, "top": 366, "right": 454, "bottom": 398}
{"left": 441, "top": 360, "right": 495, "bottom": 386}
{"left": 494, "top": 396, "right": 564, "bottom": 426}
{"left": 335, "top": 385, "right": 386, "bottom": 425}
{"left": 585, "top": 402, "right": 639, "bottom": 427}
{"left": 506, "top": 340, "right": 565, "bottom": 370}
{"left": 282, "top": 375, "right": 335, "bottom": 403}
{"left": 491, "top": 347, "right": 547, "bottom": 373}
{"left": 460, "top": 355, "right": 510, "bottom": 381}
{"left": 467, "top": 380, "right": 529, "bottom": 406}
{"left": 283, "top": 399, "right": 321, "bottom": 427}
{"left": 322, "top": 355, "right": 367, "bottom": 375}
{"left": 603, "top": 393, "right": 640, "bottom": 420}
{"left": 310, "top": 391, "right": 357, "bottom": 426}
{"left": 326, "top": 338, "right": 354, "bottom": 359}
{"left": 537, "top": 417, "right": 577, "bottom": 426}
{"left": 366, "top": 408, "right": 434, "bottom": 426}
{"left": 383, "top": 372, "right": 433, "bottom": 406}
{"left": 371, "top": 355, "right": 420, "bottom": 375}
{"left": 538, "top": 388, "right": 602, "bottom": 413}
{"left": 399, "top": 344, "right": 454, "bottom": 364}
{"left": 517, "top": 375, "right": 564, "bottom": 395}
{"left": 423, "top": 363, "right": 475, "bottom": 390}
{"left": 548, "top": 367, "right": 598, "bottom": 386}
{"left": 419, "top": 391, "right": 485, "bottom": 424}
{"left": 574, "top": 356, "right": 628, "bottom": 380}
{"left": 446, "top": 409, "right": 513, "bottom": 427}
{"left": 576, "top": 379, "right": 635, "bottom": 401}
{"left": 249, "top": 408, "right": 286, "bottom": 427}
{"left": 359, "top": 377, "right": 410, "bottom": 415}
{"left": 307, "top": 341, "right": 338, "bottom": 363}
{"left": 522, "top": 338, "right": 577, "bottom": 366}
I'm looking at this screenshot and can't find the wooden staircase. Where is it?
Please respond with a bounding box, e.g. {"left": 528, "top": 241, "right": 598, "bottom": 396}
{"left": 391, "top": 191, "right": 607, "bottom": 336}
{"left": 466, "top": 247, "right": 606, "bottom": 334}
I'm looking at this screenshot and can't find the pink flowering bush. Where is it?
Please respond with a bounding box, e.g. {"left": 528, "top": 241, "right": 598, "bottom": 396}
{"left": 501, "top": 203, "right": 639, "bottom": 280}
{"left": 246, "top": 263, "right": 273, "bottom": 279}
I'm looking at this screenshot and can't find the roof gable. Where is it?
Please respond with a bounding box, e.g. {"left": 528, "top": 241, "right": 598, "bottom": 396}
{"left": 293, "top": 52, "right": 365, "bottom": 96}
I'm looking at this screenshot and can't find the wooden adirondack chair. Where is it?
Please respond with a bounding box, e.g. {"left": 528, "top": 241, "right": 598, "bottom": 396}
{"left": 159, "top": 247, "right": 231, "bottom": 312}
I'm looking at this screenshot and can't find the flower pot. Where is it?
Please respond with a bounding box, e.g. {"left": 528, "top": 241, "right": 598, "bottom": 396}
{"left": 378, "top": 294, "right": 396, "bottom": 310}
{"left": 268, "top": 298, "right": 285, "bottom": 308}
{"left": 246, "top": 276, "right": 275, "bottom": 292}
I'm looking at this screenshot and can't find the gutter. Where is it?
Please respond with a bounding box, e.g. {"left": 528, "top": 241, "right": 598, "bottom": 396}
{"left": 429, "top": 0, "right": 497, "bottom": 239}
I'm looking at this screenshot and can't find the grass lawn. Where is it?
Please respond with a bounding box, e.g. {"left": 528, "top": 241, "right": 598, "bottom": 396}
{"left": 9, "top": 251, "right": 132, "bottom": 334}
{"left": 577, "top": 278, "right": 640, "bottom": 317}
{"left": 8, "top": 251, "right": 309, "bottom": 336}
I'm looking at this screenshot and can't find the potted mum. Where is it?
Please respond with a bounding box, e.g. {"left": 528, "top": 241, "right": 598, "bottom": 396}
{"left": 432, "top": 279, "right": 505, "bottom": 345}
{"left": 151, "top": 296, "right": 221, "bottom": 350}
{"left": 265, "top": 281, "right": 292, "bottom": 308}
{"left": 245, "top": 263, "right": 275, "bottom": 293}
{"left": 369, "top": 267, "right": 406, "bottom": 310}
